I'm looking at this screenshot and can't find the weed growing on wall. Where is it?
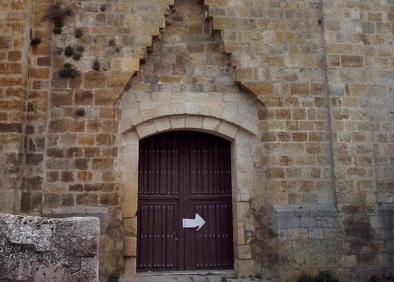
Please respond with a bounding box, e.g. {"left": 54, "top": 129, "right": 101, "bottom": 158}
{"left": 30, "top": 38, "right": 41, "bottom": 47}
{"left": 58, "top": 63, "right": 78, "bottom": 79}
{"left": 64, "top": 45, "right": 74, "bottom": 57}
{"left": 44, "top": 3, "right": 72, "bottom": 34}
{"left": 92, "top": 60, "right": 100, "bottom": 71}
{"left": 74, "top": 28, "right": 83, "bottom": 39}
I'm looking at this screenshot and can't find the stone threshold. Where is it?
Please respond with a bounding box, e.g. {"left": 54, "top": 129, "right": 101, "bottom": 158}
{"left": 136, "top": 270, "right": 235, "bottom": 276}
{"left": 120, "top": 270, "right": 237, "bottom": 282}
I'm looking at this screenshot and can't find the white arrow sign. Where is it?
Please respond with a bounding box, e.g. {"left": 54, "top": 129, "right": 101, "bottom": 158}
{"left": 182, "top": 214, "right": 206, "bottom": 231}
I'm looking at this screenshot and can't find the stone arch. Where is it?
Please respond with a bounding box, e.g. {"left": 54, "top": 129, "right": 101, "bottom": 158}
{"left": 119, "top": 99, "right": 260, "bottom": 136}
{"left": 131, "top": 115, "right": 253, "bottom": 140}
{"left": 117, "top": 114, "right": 258, "bottom": 276}
{"left": 115, "top": 0, "right": 263, "bottom": 276}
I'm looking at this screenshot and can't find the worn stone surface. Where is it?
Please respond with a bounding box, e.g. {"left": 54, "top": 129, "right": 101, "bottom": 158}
{"left": 0, "top": 0, "right": 393, "bottom": 281}
{"left": 0, "top": 213, "right": 100, "bottom": 282}
{"left": 0, "top": 0, "right": 32, "bottom": 213}
{"left": 120, "top": 273, "right": 273, "bottom": 282}
{"left": 42, "top": 206, "right": 110, "bottom": 234}
{"left": 117, "top": 1, "right": 262, "bottom": 276}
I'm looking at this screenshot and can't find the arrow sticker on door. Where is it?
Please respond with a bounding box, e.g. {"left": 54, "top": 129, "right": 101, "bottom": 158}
{"left": 182, "top": 214, "right": 206, "bottom": 231}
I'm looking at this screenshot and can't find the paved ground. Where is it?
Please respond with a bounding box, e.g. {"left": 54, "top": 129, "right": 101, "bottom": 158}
{"left": 120, "top": 272, "right": 269, "bottom": 282}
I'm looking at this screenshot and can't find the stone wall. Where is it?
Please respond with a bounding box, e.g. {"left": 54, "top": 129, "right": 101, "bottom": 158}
{"left": 0, "top": 0, "right": 32, "bottom": 212}
{"left": 118, "top": 0, "right": 263, "bottom": 275}
{"left": 0, "top": 0, "right": 392, "bottom": 281}
{"left": 19, "top": 0, "right": 176, "bottom": 277}
{"left": 322, "top": 0, "right": 391, "bottom": 208}
{"left": 322, "top": 0, "right": 394, "bottom": 280}
{"left": 270, "top": 205, "right": 341, "bottom": 280}
{"left": 0, "top": 213, "right": 99, "bottom": 282}
{"left": 207, "top": 0, "right": 335, "bottom": 207}
{"left": 377, "top": 205, "right": 394, "bottom": 278}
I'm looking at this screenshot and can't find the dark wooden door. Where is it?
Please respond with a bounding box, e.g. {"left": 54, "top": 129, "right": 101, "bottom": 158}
{"left": 137, "top": 131, "right": 233, "bottom": 272}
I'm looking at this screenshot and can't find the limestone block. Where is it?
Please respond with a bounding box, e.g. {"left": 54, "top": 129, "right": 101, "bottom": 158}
{"left": 235, "top": 172, "right": 253, "bottom": 192}
{"left": 0, "top": 213, "right": 99, "bottom": 281}
{"left": 185, "top": 116, "right": 203, "bottom": 129}
{"left": 339, "top": 255, "right": 357, "bottom": 268}
{"left": 198, "top": 104, "right": 214, "bottom": 116}
{"left": 235, "top": 130, "right": 254, "bottom": 145}
{"left": 154, "top": 117, "right": 171, "bottom": 132}
{"left": 187, "top": 92, "right": 209, "bottom": 103}
{"left": 315, "top": 216, "right": 336, "bottom": 228}
{"left": 124, "top": 257, "right": 136, "bottom": 276}
{"left": 157, "top": 103, "right": 181, "bottom": 117}
{"left": 308, "top": 228, "right": 324, "bottom": 239}
{"left": 138, "top": 101, "right": 154, "bottom": 112}
{"left": 185, "top": 102, "right": 202, "bottom": 115}
{"left": 124, "top": 236, "right": 137, "bottom": 257}
{"left": 111, "top": 58, "right": 140, "bottom": 72}
{"left": 171, "top": 92, "right": 186, "bottom": 102}
{"left": 202, "top": 117, "right": 221, "bottom": 131}
{"left": 236, "top": 143, "right": 253, "bottom": 159}
{"left": 236, "top": 157, "right": 254, "bottom": 172}
{"left": 239, "top": 190, "right": 250, "bottom": 202}
{"left": 42, "top": 206, "right": 109, "bottom": 234}
{"left": 224, "top": 93, "right": 241, "bottom": 102}
{"left": 136, "top": 92, "right": 152, "bottom": 102}
{"left": 174, "top": 103, "right": 188, "bottom": 115}
{"left": 209, "top": 92, "right": 225, "bottom": 102}
{"left": 0, "top": 190, "right": 15, "bottom": 212}
{"left": 369, "top": 216, "right": 383, "bottom": 229}
{"left": 121, "top": 183, "right": 138, "bottom": 218}
{"left": 152, "top": 92, "right": 171, "bottom": 101}
{"left": 318, "top": 193, "right": 333, "bottom": 205}
{"left": 223, "top": 111, "right": 244, "bottom": 128}
{"left": 299, "top": 213, "right": 316, "bottom": 227}
{"left": 235, "top": 259, "right": 257, "bottom": 277}
{"left": 237, "top": 245, "right": 252, "bottom": 259}
{"left": 124, "top": 217, "right": 137, "bottom": 236}
{"left": 276, "top": 215, "right": 301, "bottom": 229}
{"left": 235, "top": 202, "right": 250, "bottom": 222}
{"left": 242, "top": 119, "right": 258, "bottom": 135}
{"left": 218, "top": 121, "right": 238, "bottom": 139}
{"left": 140, "top": 109, "right": 157, "bottom": 121}
{"left": 136, "top": 121, "right": 157, "bottom": 138}
{"left": 121, "top": 130, "right": 139, "bottom": 146}
{"left": 170, "top": 116, "right": 186, "bottom": 129}
{"left": 237, "top": 222, "right": 245, "bottom": 245}
{"left": 121, "top": 147, "right": 139, "bottom": 172}
{"left": 129, "top": 113, "right": 144, "bottom": 128}
{"left": 208, "top": 106, "right": 225, "bottom": 120}
{"left": 288, "top": 228, "right": 308, "bottom": 240}
{"left": 107, "top": 72, "right": 132, "bottom": 88}
{"left": 239, "top": 54, "right": 260, "bottom": 68}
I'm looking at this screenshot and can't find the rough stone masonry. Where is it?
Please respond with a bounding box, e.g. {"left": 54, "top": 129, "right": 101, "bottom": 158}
{"left": 0, "top": 213, "right": 100, "bottom": 282}
{"left": 0, "top": 0, "right": 393, "bottom": 281}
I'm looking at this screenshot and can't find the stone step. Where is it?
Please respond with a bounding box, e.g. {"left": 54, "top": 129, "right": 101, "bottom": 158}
{"left": 120, "top": 274, "right": 272, "bottom": 282}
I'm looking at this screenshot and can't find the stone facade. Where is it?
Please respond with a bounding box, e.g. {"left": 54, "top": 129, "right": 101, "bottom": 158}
{"left": 0, "top": 0, "right": 393, "bottom": 281}
{"left": 0, "top": 213, "right": 100, "bottom": 282}
{"left": 117, "top": 2, "right": 262, "bottom": 274}
{"left": 0, "top": 0, "right": 32, "bottom": 212}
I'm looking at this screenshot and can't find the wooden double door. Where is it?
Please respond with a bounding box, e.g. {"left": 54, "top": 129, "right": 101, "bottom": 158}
{"left": 137, "top": 131, "right": 234, "bottom": 272}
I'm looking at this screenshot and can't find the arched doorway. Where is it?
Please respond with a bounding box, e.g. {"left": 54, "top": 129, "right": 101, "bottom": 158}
{"left": 137, "top": 131, "right": 234, "bottom": 272}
